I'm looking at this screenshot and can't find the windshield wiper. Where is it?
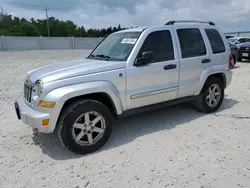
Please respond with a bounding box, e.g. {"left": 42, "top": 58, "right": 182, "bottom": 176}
{"left": 95, "top": 54, "right": 111, "bottom": 60}
{"left": 87, "top": 54, "right": 111, "bottom": 61}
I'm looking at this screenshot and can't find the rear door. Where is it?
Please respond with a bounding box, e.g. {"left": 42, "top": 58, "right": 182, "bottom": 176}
{"left": 173, "top": 25, "right": 211, "bottom": 98}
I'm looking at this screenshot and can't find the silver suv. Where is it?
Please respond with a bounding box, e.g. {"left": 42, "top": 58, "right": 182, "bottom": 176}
{"left": 14, "top": 20, "right": 233, "bottom": 154}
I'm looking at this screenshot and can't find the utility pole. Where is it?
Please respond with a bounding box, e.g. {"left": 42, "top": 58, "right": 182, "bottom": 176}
{"left": 44, "top": 8, "right": 50, "bottom": 37}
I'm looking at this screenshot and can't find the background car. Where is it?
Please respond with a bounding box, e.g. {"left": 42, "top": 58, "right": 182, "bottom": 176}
{"left": 237, "top": 42, "right": 250, "bottom": 61}
{"left": 225, "top": 35, "right": 235, "bottom": 39}
{"left": 228, "top": 37, "right": 250, "bottom": 45}
{"left": 229, "top": 42, "right": 239, "bottom": 68}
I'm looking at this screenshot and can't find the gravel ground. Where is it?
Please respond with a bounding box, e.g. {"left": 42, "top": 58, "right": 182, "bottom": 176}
{"left": 0, "top": 50, "right": 250, "bottom": 188}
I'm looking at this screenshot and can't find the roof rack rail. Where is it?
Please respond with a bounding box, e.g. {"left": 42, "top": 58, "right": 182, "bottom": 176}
{"left": 165, "top": 20, "right": 215, "bottom": 26}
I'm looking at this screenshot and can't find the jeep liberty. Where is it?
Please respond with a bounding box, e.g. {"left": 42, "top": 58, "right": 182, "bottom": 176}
{"left": 14, "top": 20, "right": 233, "bottom": 154}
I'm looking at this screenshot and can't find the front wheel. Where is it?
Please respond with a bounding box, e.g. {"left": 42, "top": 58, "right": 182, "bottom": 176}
{"left": 57, "top": 99, "right": 113, "bottom": 154}
{"left": 192, "top": 77, "right": 224, "bottom": 113}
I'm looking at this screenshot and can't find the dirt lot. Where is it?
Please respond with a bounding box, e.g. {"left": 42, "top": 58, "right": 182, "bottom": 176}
{"left": 0, "top": 50, "right": 250, "bottom": 188}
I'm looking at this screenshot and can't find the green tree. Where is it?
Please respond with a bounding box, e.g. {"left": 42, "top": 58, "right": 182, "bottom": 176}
{"left": 0, "top": 8, "right": 128, "bottom": 37}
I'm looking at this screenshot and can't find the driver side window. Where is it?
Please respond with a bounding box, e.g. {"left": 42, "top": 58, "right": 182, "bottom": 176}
{"left": 137, "top": 30, "right": 174, "bottom": 63}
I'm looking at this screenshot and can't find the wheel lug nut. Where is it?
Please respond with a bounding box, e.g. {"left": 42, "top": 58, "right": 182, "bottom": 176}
{"left": 88, "top": 131, "right": 91, "bottom": 134}
{"left": 91, "top": 126, "right": 94, "bottom": 129}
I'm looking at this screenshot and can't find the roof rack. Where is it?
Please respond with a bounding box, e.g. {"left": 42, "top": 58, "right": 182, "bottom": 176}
{"left": 165, "top": 20, "right": 215, "bottom": 26}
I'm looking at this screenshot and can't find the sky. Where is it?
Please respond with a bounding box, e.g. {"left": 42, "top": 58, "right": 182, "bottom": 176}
{"left": 1, "top": 0, "right": 250, "bottom": 32}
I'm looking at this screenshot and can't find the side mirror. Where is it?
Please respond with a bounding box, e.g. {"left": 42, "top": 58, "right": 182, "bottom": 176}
{"left": 135, "top": 51, "right": 154, "bottom": 66}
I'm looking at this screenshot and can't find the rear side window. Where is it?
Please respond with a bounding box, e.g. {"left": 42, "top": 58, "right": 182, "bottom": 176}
{"left": 138, "top": 30, "right": 174, "bottom": 63}
{"left": 177, "top": 28, "right": 206, "bottom": 58}
{"left": 205, "top": 28, "right": 226, "bottom": 54}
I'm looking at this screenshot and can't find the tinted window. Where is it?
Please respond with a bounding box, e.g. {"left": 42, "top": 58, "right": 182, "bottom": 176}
{"left": 205, "top": 28, "right": 226, "bottom": 54}
{"left": 246, "top": 38, "right": 250, "bottom": 42}
{"left": 237, "top": 38, "right": 246, "bottom": 44}
{"left": 138, "top": 30, "right": 174, "bottom": 63}
{"left": 177, "top": 28, "right": 206, "bottom": 58}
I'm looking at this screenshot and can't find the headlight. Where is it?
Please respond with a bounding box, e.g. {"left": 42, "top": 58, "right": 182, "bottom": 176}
{"left": 31, "top": 81, "right": 43, "bottom": 103}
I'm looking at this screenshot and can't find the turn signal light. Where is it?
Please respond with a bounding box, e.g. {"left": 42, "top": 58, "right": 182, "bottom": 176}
{"left": 37, "top": 101, "right": 56, "bottom": 108}
{"left": 42, "top": 119, "right": 50, "bottom": 126}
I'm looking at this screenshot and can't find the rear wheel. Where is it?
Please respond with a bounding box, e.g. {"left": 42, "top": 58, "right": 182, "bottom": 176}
{"left": 193, "top": 77, "right": 224, "bottom": 113}
{"left": 57, "top": 99, "right": 113, "bottom": 154}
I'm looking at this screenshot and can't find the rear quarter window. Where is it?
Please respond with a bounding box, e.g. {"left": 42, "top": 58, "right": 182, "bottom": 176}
{"left": 205, "top": 28, "right": 226, "bottom": 54}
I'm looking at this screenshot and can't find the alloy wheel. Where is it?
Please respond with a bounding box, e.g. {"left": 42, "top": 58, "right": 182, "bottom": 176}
{"left": 71, "top": 111, "right": 106, "bottom": 146}
{"left": 206, "top": 84, "right": 221, "bottom": 108}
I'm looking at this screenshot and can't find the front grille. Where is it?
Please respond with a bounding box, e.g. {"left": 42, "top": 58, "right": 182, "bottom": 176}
{"left": 239, "top": 47, "right": 250, "bottom": 52}
{"left": 24, "top": 81, "right": 33, "bottom": 103}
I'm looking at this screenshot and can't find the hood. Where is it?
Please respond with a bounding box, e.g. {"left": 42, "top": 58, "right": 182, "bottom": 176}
{"left": 239, "top": 42, "right": 250, "bottom": 48}
{"left": 26, "top": 58, "right": 126, "bottom": 83}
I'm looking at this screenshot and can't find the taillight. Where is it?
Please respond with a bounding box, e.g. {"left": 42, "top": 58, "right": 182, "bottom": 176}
{"left": 229, "top": 55, "right": 233, "bottom": 69}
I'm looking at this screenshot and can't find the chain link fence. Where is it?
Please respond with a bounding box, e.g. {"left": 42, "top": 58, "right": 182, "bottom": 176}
{"left": 224, "top": 31, "right": 250, "bottom": 37}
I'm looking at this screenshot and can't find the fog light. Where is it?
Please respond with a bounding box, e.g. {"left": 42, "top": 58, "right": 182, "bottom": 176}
{"left": 42, "top": 119, "right": 49, "bottom": 126}
{"left": 38, "top": 101, "right": 56, "bottom": 108}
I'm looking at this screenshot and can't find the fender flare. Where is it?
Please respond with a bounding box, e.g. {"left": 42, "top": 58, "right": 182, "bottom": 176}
{"left": 43, "top": 81, "right": 124, "bottom": 115}
{"left": 194, "top": 66, "right": 227, "bottom": 95}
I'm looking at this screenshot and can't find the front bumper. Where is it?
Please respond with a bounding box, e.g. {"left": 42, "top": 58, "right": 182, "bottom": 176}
{"left": 14, "top": 96, "right": 50, "bottom": 133}
{"left": 238, "top": 51, "right": 250, "bottom": 59}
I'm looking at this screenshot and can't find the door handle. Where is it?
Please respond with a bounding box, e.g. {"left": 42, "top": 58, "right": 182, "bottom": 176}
{"left": 201, "top": 58, "right": 211, "bottom": 63}
{"left": 164, "top": 64, "right": 177, "bottom": 70}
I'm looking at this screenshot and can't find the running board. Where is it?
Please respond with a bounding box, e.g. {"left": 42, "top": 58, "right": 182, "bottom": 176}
{"left": 118, "top": 96, "right": 196, "bottom": 118}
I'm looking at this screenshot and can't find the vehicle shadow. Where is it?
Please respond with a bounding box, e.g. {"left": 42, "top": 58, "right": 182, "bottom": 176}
{"left": 32, "top": 98, "right": 239, "bottom": 160}
{"left": 232, "top": 65, "right": 240, "bottom": 69}
{"left": 239, "top": 59, "right": 250, "bottom": 63}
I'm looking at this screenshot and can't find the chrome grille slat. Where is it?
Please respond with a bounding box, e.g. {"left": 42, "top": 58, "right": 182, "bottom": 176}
{"left": 23, "top": 83, "right": 26, "bottom": 99}
{"left": 24, "top": 81, "right": 33, "bottom": 103}
{"left": 27, "top": 84, "right": 30, "bottom": 102}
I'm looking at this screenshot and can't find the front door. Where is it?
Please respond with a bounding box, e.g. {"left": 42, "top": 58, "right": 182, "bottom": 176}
{"left": 125, "top": 28, "right": 179, "bottom": 110}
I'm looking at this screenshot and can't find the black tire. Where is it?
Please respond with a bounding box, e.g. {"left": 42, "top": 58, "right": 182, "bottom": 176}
{"left": 232, "top": 56, "right": 236, "bottom": 68}
{"left": 57, "top": 99, "right": 113, "bottom": 154}
{"left": 192, "top": 77, "right": 224, "bottom": 113}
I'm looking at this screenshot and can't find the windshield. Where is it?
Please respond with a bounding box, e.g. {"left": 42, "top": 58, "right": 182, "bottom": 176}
{"left": 87, "top": 31, "right": 141, "bottom": 61}
{"left": 228, "top": 37, "right": 238, "bottom": 43}
{"left": 228, "top": 42, "right": 234, "bottom": 47}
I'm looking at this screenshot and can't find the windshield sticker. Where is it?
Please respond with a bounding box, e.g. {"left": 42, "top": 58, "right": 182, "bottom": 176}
{"left": 121, "top": 38, "right": 137, "bottom": 44}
